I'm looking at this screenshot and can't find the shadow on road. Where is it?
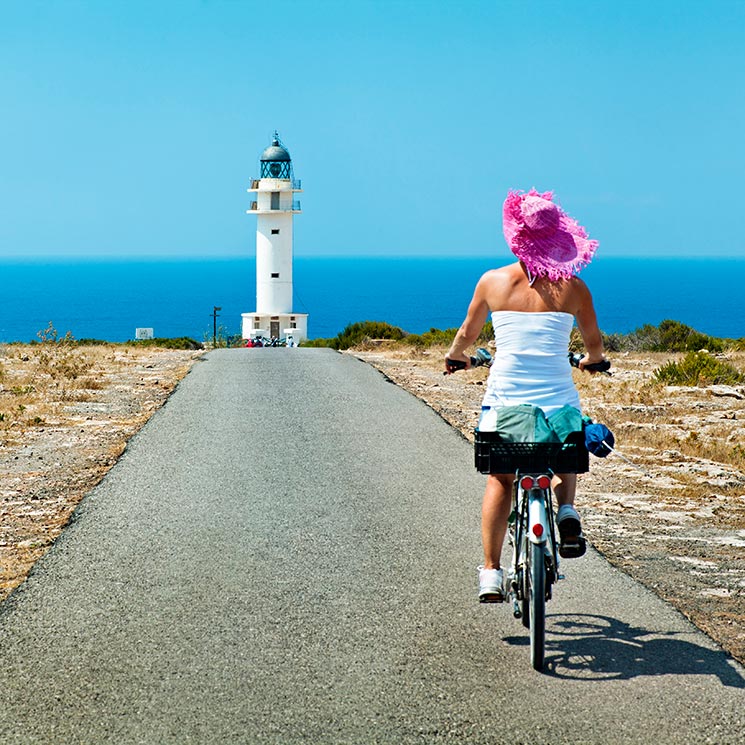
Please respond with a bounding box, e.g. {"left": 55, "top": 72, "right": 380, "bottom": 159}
{"left": 504, "top": 613, "right": 744, "bottom": 687}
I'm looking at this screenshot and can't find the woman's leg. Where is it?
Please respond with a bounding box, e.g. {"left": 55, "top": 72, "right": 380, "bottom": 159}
{"left": 553, "top": 473, "right": 586, "bottom": 558}
{"left": 552, "top": 473, "right": 576, "bottom": 506}
{"left": 481, "top": 474, "right": 514, "bottom": 569}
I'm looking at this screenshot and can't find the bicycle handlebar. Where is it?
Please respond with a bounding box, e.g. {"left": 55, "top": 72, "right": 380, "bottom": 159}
{"left": 444, "top": 348, "right": 492, "bottom": 375}
{"left": 445, "top": 349, "right": 612, "bottom": 376}
{"left": 568, "top": 353, "right": 612, "bottom": 375}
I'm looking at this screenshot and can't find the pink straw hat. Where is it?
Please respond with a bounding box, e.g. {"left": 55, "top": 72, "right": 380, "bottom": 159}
{"left": 502, "top": 189, "right": 598, "bottom": 281}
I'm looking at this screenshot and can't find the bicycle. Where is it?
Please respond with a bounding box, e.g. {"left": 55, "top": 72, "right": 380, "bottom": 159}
{"left": 447, "top": 348, "right": 611, "bottom": 671}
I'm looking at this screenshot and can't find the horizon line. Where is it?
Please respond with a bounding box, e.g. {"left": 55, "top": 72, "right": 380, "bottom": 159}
{"left": 1, "top": 253, "right": 744, "bottom": 262}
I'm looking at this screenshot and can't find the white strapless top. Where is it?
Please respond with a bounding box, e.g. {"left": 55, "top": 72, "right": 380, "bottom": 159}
{"left": 481, "top": 311, "right": 580, "bottom": 417}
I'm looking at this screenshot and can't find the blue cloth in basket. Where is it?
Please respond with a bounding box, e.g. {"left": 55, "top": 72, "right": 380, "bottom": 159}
{"left": 584, "top": 423, "right": 615, "bottom": 457}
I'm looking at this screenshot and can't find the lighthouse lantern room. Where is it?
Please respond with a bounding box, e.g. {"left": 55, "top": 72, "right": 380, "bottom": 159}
{"left": 242, "top": 133, "right": 308, "bottom": 343}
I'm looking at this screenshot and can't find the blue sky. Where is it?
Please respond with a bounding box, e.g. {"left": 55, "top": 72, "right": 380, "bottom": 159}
{"left": 1, "top": 0, "right": 744, "bottom": 258}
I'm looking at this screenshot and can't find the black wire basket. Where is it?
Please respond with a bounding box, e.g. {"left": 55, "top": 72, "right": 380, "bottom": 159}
{"left": 474, "top": 431, "right": 589, "bottom": 474}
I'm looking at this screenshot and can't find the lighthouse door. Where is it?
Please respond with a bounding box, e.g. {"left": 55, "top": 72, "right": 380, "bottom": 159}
{"left": 270, "top": 321, "right": 280, "bottom": 338}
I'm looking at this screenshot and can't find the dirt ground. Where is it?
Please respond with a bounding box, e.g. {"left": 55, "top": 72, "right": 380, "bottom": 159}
{"left": 1, "top": 343, "right": 743, "bottom": 668}
{"left": 352, "top": 346, "right": 745, "bottom": 666}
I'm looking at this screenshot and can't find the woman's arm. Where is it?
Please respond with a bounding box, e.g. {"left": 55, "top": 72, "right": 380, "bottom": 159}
{"left": 573, "top": 279, "right": 606, "bottom": 368}
{"left": 445, "top": 275, "right": 491, "bottom": 370}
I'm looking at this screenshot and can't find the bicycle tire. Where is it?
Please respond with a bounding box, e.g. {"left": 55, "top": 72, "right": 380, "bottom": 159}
{"left": 529, "top": 541, "right": 546, "bottom": 671}
{"left": 520, "top": 548, "right": 530, "bottom": 629}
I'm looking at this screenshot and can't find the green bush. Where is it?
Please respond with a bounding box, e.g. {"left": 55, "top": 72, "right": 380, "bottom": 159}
{"left": 304, "top": 317, "right": 739, "bottom": 356}
{"left": 600, "top": 332, "right": 623, "bottom": 353}
{"left": 570, "top": 328, "right": 623, "bottom": 353}
{"left": 302, "top": 337, "right": 335, "bottom": 348}
{"left": 617, "top": 323, "right": 661, "bottom": 351}
{"left": 76, "top": 338, "right": 112, "bottom": 346}
{"left": 619, "top": 320, "right": 725, "bottom": 353}
{"left": 656, "top": 319, "right": 724, "bottom": 352}
{"left": 403, "top": 327, "right": 458, "bottom": 348}
{"left": 306, "top": 321, "right": 407, "bottom": 350}
{"left": 653, "top": 351, "right": 745, "bottom": 387}
{"left": 305, "top": 319, "right": 492, "bottom": 350}
{"left": 401, "top": 320, "right": 492, "bottom": 349}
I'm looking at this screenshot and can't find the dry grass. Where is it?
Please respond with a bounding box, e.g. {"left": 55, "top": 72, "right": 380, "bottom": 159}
{"left": 0, "top": 343, "right": 125, "bottom": 442}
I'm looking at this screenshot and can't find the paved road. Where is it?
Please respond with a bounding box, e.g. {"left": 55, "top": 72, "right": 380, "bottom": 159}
{"left": 0, "top": 349, "right": 743, "bottom": 743}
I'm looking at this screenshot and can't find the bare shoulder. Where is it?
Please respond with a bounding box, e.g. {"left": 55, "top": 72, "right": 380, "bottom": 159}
{"left": 566, "top": 275, "right": 591, "bottom": 294}
{"left": 473, "top": 264, "right": 522, "bottom": 309}
{"left": 476, "top": 264, "right": 521, "bottom": 290}
{"left": 569, "top": 276, "right": 595, "bottom": 300}
{"left": 562, "top": 276, "right": 595, "bottom": 314}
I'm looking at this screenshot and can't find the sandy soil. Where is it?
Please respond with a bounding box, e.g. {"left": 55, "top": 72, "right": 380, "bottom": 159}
{"left": 351, "top": 346, "right": 745, "bottom": 666}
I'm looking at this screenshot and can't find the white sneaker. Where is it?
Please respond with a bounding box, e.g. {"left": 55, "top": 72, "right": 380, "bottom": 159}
{"left": 557, "top": 504, "right": 586, "bottom": 558}
{"left": 478, "top": 566, "right": 505, "bottom": 603}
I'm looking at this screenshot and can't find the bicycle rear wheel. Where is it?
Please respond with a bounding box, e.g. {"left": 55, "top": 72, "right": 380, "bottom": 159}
{"left": 528, "top": 541, "right": 546, "bottom": 671}
{"left": 520, "top": 556, "right": 530, "bottom": 629}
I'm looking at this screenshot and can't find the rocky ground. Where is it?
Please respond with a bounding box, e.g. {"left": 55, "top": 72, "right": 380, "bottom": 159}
{"left": 351, "top": 345, "right": 745, "bottom": 666}
{"left": 1, "top": 343, "right": 743, "bottom": 667}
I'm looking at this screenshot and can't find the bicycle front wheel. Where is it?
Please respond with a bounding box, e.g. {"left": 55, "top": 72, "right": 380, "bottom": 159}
{"left": 528, "top": 541, "right": 546, "bottom": 671}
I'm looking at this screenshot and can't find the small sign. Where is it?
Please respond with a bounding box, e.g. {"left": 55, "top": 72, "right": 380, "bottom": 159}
{"left": 135, "top": 328, "right": 154, "bottom": 340}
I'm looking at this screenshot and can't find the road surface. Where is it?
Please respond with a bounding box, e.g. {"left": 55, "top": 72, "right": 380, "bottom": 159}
{"left": 0, "top": 349, "right": 742, "bottom": 743}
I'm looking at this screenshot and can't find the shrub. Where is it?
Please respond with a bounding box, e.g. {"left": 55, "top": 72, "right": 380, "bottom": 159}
{"left": 76, "top": 338, "right": 112, "bottom": 346}
{"left": 313, "top": 321, "right": 407, "bottom": 350}
{"left": 403, "top": 327, "right": 458, "bottom": 348}
{"left": 134, "top": 337, "right": 203, "bottom": 350}
{"left": 202, "top": 325, "right": 242, "bottom": 348}
{"left": 617, "top": 323, "right": 661, "bottom": 351}
{"left": 653, "top": 351, "right": 745, "bottom": 387}
{"left": 617, "top": 320, "right": 725, "bottom": 353}
{"left": 31, "top": 323, "right": 90, "bottom": 381}
{"left": 307, "top": 319, "right": 494, "bottom": 351}
{"left": 301, "top": 337, "right": 335, "bottom": 348}
{"left": 656, "top": 319, "right": 724, "bottom": 353}
{"left": 304, "top": 317, "right": 735, "bottom": 355}
{"left": 600, "top": 332, "right": 623, "bottom": 353}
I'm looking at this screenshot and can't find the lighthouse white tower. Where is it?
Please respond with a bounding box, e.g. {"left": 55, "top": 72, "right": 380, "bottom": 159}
{"left": 241, "top": 133, "right": 308, "bottom": 343}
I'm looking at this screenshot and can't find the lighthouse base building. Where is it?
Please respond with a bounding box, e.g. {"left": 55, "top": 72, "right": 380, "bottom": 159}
{"left": 241, "top": 312, "right": 308, "bottom": 344}
{"left": 242, "top": 134, "right": 308, "bottom": 344}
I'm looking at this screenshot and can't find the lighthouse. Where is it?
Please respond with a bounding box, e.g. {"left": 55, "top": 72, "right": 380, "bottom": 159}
{"left": 241, "top": 133, "right": 308, "bottom": 343}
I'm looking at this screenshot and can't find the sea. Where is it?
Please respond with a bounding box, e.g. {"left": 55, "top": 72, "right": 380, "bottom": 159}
{"left": 1, "top": 256, "right": 744, "bottom": 343}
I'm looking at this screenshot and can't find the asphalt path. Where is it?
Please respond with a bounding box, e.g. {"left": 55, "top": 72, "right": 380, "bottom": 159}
{"left": 0, "top": 349, "right": 743, "bottom": 744}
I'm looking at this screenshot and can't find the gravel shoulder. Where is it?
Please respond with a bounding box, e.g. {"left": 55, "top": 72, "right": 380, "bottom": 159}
{"left": 351, "top": 346, "right": 745, "bottom": 666}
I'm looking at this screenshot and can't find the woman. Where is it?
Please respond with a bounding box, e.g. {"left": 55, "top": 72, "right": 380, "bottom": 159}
{"left": 445, "top": 189, "right": 606, "bottom": 603}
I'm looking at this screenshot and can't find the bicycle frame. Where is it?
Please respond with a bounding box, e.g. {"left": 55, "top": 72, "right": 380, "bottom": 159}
{"left": 509, "top": 475, "right": 559, "bottom": 584}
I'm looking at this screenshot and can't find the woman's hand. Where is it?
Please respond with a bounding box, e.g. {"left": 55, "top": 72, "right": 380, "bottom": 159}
{"left": 578, "top": 353, "right": 607, "bottom": 373}
{"left": 444, "top": 353, "right": 471, "bottom": 375}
